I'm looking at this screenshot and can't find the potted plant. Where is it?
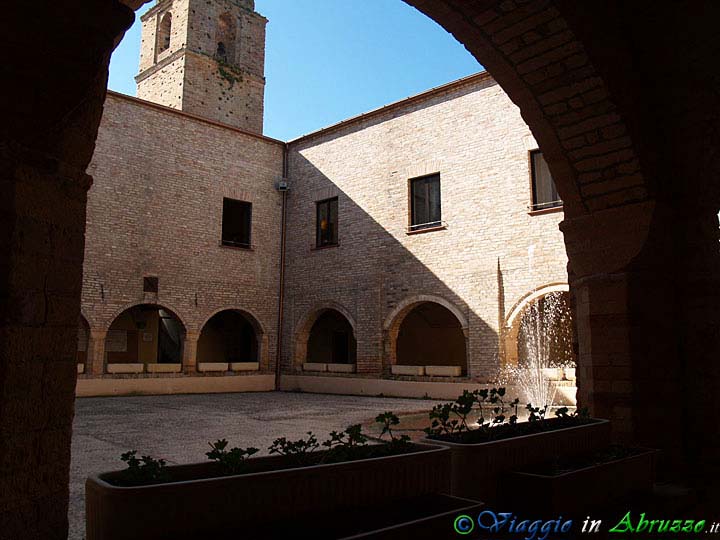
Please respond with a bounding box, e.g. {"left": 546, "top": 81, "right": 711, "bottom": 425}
{"left": 502, "top": 445, "right": 658, "bottom": 513}
{"left": 86, "top": 414, "right": 451, "bottom": 540}
{"left": 421, "top": 388, "right": 610, "bottom": 503}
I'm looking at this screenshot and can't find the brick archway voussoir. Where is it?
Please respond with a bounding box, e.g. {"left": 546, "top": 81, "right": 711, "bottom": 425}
{"left": 403, "top": 0, "right": 649, "bottom": 218}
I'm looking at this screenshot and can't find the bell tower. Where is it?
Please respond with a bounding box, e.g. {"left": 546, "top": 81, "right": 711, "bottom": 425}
{"left": 135, "top": 0, "right": 267, "bottom": 134}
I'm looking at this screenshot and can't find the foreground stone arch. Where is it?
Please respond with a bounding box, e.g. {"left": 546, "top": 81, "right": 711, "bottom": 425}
{"left": 4, "top": 1, "right": 720, "bottom": 537}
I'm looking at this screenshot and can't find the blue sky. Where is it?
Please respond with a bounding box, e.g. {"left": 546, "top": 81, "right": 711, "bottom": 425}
{"left": 109, "top": 0, "right": 482, "bottom": 141}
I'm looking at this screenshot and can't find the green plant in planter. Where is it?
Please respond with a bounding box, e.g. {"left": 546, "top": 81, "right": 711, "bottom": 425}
{"left": 118, "top": 450, "right": 170, "bottom": 486}
{"left": 425, "top": 390, "right": 476, "bottom": 436}
{"left": 376, "top": 411, "right": 412, "bottom": 451}
{"left": 424, "top": 387, "right": 594, "bottom": 444}
{"left": 485, "top": 387, "right": 517, "bottom": 425}
{"left": 322, "top": 423, "right": 369, "bottom": 462}
{"left": 526, "top": 403, "right": 548, "bottom": 422}
{"left": 206, "top": 439, "right": 259, "bottom": 475}
{"left": 114, "top": 409, "right": 426, "bottom": 487}
{"left": 269, "top": 431, "right": 320, "bottom": 466}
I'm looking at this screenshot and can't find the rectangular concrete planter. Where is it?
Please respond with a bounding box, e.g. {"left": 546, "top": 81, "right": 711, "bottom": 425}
{"left": 425, "top": 365, "right": 462, "bottom": 377}
{"left": 262, "top": 494, "right": 483, "bottom": 539}
{"left": 146, "top": 363, "right": 182, "bottom": 373}
{"left": 230, "top": 361, "right": 260, "bottom": 372}
{"left": 503, "top": 448, "right": 657, "bottom": 513}
{"left": 564, "top": 367, "right": 576, "bottom": 380}
{"left": 327, "top": 363, "right": 356, "bottom": 373}
{"left": 197, "top": 362, "right": 228, "bottom": 372}
{"left": 302, "top": 362, "right": 328, "bottom": 372}
{"left": 86, "top": 443, "right": 450, "bottom": 540}
{"left": 391, "top": 365, "right": 425, "bottom": 376}
{"left": 106, "top": 363, "right": 144, "bottom": 374}
{"left": 423, "top": 418, "right": 610, "bottom": 503}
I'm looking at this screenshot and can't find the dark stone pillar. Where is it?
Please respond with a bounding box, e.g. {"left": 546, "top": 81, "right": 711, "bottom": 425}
{"left": 566, "top": 198, "right": 720, "bottom": 485}
{"left": 0, "top": 2, "right": 133, "bottom": 539}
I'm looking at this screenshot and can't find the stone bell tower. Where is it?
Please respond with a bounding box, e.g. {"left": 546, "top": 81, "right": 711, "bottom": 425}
{"left": 135, "top": 0, "right": 266, "bottom": 133}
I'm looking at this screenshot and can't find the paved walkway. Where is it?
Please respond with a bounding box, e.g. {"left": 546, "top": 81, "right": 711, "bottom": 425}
{"left": 69, "top": 391, "right": 438, "bottom": 539}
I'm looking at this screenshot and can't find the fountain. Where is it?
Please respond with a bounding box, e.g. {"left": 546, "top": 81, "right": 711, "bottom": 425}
{"left": 502, "top": 291, "right": 575, "bottom": 412}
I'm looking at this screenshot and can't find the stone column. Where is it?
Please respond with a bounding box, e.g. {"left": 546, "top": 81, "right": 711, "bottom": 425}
{"left": 182, "top": 332, "right": 200, "bottom": 374}
{"left": 259, "top": 333, "right": 270, "bottom": 372}
{"left": 572, "top": 273, "right": 638, "bottom": 440}
{"left": 0, "top": 3, "right": 134, "bottom": 539}
{"left": 672, "top": 205, "right": 720, "bottom": 482}
{"left": 87, "top": 330, "right": 108, "bottom": 376}
{"left": 563, "top": 199, "right": 720, "bottom": 482}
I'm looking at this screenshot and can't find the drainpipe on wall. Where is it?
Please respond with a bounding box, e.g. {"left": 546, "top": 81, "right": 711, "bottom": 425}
{"left": 274, "top": 143, "right": 289, "bottom": 390}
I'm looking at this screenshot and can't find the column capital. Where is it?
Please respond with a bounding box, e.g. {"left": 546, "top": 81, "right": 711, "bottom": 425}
{"left": 559, "top": 200, "right": 654, "bottom": 277}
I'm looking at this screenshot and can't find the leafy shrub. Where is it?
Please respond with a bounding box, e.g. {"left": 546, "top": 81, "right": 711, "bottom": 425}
{"left": 206, "top": 439, "right": 259, "bottom": 475}
{"left": 118, "top": 450, "right": 169, "bottom": 486}
{"left": 424, "top": 387, "right": 593, "bottom": 443}
{"left": 375, "top": 411, "right": 412, "bottom": 451}
{"left": 268, "top": 432, "right": 320, "bottom": 466}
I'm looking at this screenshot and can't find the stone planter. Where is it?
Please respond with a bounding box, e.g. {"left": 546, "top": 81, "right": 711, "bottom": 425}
{"left": 260, "top": 493, "right": 483, "bottom": 539}
{"left": 106, "top": 363, "right": 144, "bottom": 374}
{"left": 86, "top": 443, "right": 450, "bottom": 540}
{"left": 423, "top": 418, "right": 610, "bottom": 503}
{"left": 230, "top": 362, "right": 260, "bottom": 372}
{"left": 391, "top": 365, "right": 425, "bottom": 376}
{"left": 302, "top": 362, "right": 327, "bottom": 372}
{"left": 503, "top": 448, "right": 657, "bottom": 513}
{"left": 197, "top": 362, "right": 228, "bottom": 372}
{"left": 327, "top": 363, "right": 356, "bottom": 373}
{"left": 146, "top": 363, "right": 182, "bottom": 373}
{"left": 564, "top": 367, "right": 576, "bottom": 380}
{"left": 425, "top": 365, "right": 462, "bottom": 377}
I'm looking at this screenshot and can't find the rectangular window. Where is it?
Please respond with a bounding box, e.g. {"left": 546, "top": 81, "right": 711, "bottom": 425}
{"left": 530, "top": 150, "right": 562, "bottom": 211}
{"left": 143, "top": 276, "right": 158, "bottom": 293}
{"left": 221, "top": 198, "right": 252, "bottom": 248}
{"left": 410, "top": 173, "right": 441, "bottom": 231}
{"left": 316, "top": 197, "right": 338, "bottom": 247}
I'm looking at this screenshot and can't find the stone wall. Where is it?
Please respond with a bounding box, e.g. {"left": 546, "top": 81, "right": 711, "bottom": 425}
{"left": 136, "top": 0, "right": 266, "bottom": 133}
{"left": 181, "top": 51, "right": 265, "bottom": 134}
{"left": 283, "top": 73, "right": 568, "bottom": 380}
{"left": 83, "top": 92, "right": 283, "bottom": 371}
{"left": 136, "top": 54, "right": 186, "bottom": 110}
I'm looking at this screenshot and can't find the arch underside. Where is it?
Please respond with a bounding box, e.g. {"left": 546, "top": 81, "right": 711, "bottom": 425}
{"left": 3, "top": 2, "right": 720, "bottom": 537}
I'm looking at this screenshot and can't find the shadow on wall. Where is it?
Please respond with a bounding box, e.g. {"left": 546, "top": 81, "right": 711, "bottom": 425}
{"left": 283, "top": 151, "right": 552, "bottom": 381}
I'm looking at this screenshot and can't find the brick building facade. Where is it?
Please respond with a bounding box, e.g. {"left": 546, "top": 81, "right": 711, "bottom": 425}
{"left": 136, "top": 0, "right": 266, "bottom": 132}
{"left": 77, "top": 0, "right": 570, "bottom": 398}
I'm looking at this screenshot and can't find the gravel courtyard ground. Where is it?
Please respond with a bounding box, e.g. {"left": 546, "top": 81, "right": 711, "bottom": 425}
{"left": 69, "top": 391, "right": 438, "bottom": 540}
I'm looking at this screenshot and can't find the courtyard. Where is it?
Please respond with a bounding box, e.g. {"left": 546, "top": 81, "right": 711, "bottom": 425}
{"left": 68, "top": 391, "right": 438, "bottom": 540}
{"left": 4, "top": 1, "right": 720, "bottom": 538}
